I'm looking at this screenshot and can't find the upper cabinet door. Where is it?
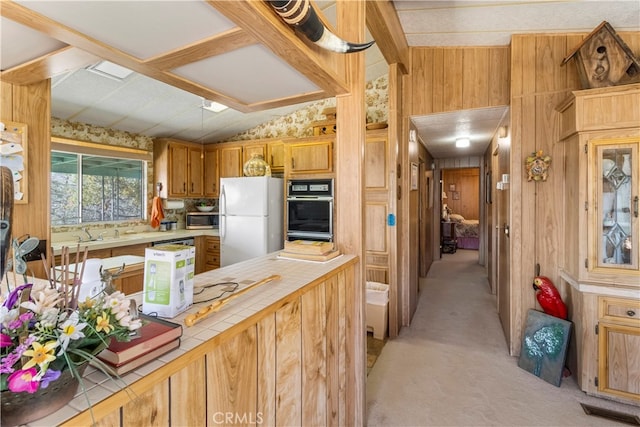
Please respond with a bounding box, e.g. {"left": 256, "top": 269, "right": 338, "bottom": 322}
{"left": 168, "top": 143, "right": 189, "bottom": 197}
{"left": 590, "top": 138, "right": 639, "bottom": 274}
{"left": 188, "top": 146, "right": 203, "bottom": 196}
{"left": 219, "top": 146, "right": 243, "bottom": 178}
{"left": 204, "top": 147, "right": 219, "bottom": 197}
{"left": 287, "top": 140, "right": 333, "bottom": 174}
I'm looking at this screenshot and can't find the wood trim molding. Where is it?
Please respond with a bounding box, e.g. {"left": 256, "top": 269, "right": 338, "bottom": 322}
{"left": 366, "top": 0, "right": 409, "bottom": 73}
{"left": 51, "top": 137, "right": 152, "bottom": 160}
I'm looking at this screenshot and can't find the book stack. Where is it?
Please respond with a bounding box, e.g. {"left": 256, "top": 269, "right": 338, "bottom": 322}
{"left": 280, "top": 240, "right": 341, "bottom": 262}
{"left": 93, "top": 314, "right": 182, "bottom": 375}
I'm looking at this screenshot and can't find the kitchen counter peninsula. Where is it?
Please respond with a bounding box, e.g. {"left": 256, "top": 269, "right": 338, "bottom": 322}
{"left": 34, "top": 251, "right": 359, "bottom": 426}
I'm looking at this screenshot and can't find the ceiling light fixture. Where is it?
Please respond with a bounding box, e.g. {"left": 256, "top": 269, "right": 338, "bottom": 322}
{"left": 85, "top": 61, "right": 134, "bottom": 81}
{"left": 455, "top": 138, "right": 470, "bottom": 148}
{"left": 202, "top": 99, "right": 228, "bottom": 113}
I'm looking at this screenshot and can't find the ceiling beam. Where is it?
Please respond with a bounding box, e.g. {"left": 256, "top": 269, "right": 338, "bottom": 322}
{"left": 366, "top": 0, "right": 409, "bottom": 74}
{"left": 144, "top": 28, "right": 257, "bottom": 70}
{"left": 207, "top": 0, "right": 349, "bottom": 97}
{"left": 0, "top": 46, "right": 98, "bottom": 86}
{"left": 0, "top": 1, "right": 256, "bottom": 112}
{"left": 3, "top": 1, "right": 335, "bottom": 113}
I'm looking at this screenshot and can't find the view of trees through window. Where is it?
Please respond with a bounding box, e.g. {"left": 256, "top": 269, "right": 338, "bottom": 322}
{"left": 51, "top": 151, "right": 145, "bottom": 225}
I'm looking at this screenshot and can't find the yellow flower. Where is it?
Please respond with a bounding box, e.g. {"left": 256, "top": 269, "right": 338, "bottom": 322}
{"left": 22, "top": 341, "right": 57, "bottom": 369}
{"left": 95, "top": 311, "right": 115, "bottom": 333}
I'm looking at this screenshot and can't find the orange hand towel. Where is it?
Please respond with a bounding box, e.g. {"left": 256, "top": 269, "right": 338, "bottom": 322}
{"left": 150, "top": 196, "right": 164, "bottom": 228}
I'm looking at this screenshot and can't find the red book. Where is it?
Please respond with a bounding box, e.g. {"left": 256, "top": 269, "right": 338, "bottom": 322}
{"left": 96, "top": 338, "right": 181, "bottom": 376}
{"left": 96, "top": 314, "right": 182, "bottom": 365}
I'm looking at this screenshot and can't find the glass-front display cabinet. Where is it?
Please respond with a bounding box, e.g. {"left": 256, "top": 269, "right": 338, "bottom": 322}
{"left": 592, "top": 139, "right": 638, "bottom": 272}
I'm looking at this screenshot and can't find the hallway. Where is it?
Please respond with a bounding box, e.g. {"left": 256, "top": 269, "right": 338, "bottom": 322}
{"left": 366, "top": 250, "right": 640, "bottom": 426}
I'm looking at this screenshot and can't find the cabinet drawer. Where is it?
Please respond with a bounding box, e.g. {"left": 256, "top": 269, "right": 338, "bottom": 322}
{"left": 206, "top": 239, "right": 220, "bottom": 252}
{"left": 599, "top": 296, "right": 640, "bottom": 325}
{"left": 205, "top": 254, "right": 220, "bottom": 265}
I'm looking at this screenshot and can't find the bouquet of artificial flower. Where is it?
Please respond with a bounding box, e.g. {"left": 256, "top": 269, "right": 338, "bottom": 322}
{"left": 0, "top": 265, "right": 142, "bottom": 394}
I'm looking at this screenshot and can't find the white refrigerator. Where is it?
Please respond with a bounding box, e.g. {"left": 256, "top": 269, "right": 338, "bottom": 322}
{"left": 219, "top": 176, "right": 284, "bottom": 267}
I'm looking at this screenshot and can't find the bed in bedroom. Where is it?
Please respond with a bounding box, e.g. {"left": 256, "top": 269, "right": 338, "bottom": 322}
{"left": 449, "top": 214, "right": 479, "bottom": 250}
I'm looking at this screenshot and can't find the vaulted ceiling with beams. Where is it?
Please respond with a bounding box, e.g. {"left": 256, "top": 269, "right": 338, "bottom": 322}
{"left": 2, "top": 1, "right": 639, "bottom": 155}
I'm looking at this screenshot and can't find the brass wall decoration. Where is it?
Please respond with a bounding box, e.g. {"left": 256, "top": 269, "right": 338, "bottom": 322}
{"left": 525, "top": 150, "right": 551, "bottom": 182}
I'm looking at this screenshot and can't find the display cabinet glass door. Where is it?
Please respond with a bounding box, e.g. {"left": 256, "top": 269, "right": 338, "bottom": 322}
{"left": 594, "top": 140, "right": 638, "bottom": 271}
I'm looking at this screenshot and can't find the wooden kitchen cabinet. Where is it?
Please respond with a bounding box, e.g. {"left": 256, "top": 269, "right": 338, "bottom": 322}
{"left": 111, "top": 262, "right": 145, "bottom": 295}
{"left": 154, "top": 138, "right": 203, "bottom": 198}
{"left": 111, "top": 243, "right": 148, "bottom": 257}
{"left": 219, "top": 144, "right": 243, "bottom": 178}
{"left": 286, "top": 139, "right": 333, "bottom": 174}
{"left": 268, "top": 140, "right": 285, "bottom": 172}
{"left": 204, "top": 236, "right": 220, "bottom": 271}
{"left": 597, "top": 296, "right": 640, "bottom": 401}
{"left": 204, "top": 146, "right": 220, "bottom": 197}
{"left": 242, "top": 142, "right": 267, "bottom": 164}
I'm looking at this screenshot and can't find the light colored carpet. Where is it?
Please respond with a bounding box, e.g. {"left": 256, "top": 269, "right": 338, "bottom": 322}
{"left": 366, "top": 249, "right": 640, "bottom": 426}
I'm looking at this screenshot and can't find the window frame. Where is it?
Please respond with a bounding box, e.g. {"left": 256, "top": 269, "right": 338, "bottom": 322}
{"left": 51, "top": 137, "right": 151, "bottom": 226}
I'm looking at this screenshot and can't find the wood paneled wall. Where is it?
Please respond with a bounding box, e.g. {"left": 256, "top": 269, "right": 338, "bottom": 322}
{"left": 0, "top": 79, "right": 51, "bottom": 279}
{"left": 509, "top": 31, "right": 640, "bottom": 355}
{"left": 442, "top": 167, "right": 480, "bottom": 220}
{"left": 410, "top": 47, "right": 510, "bottom": 115}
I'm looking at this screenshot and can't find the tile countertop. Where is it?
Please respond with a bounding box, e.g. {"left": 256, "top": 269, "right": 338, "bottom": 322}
{"left": 51, "top": 229, "right": 219, "bottom": 256}
{"left": 29, "top": 250, "right": 357, "bottom": 426}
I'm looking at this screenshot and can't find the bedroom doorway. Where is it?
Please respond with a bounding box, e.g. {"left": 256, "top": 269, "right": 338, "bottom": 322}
{"left": 441, "top": 167, "right": 481, "bottom": 255}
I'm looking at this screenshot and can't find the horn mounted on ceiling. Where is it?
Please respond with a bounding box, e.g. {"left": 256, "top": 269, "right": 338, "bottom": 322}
{"left": 267, "top": 0, "right": 375, "bottom": 53}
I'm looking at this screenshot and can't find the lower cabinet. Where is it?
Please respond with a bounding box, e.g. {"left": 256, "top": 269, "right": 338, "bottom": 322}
{"left": 204, "top": 236, "right": 220, "bottom": 271}
{"left": 195, "top": 236, "right": 220, "bottom": 274}
{"left": 597, "top": 296, "right": 640, "bottom": 401}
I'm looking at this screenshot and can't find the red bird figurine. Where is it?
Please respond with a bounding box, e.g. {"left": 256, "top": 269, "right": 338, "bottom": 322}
{"left": 532, "top": 276, "right": 568, "bottom": 320}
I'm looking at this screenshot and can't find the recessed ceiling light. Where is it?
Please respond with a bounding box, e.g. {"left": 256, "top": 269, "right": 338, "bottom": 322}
{"left": 202, "top": 100, "right": 228, "bottom": 113}
{"left": 456, "top": 138, "right": 470, "bottom": 148}
{"left": 86, "top": 61, "right": 134, "bottom": 81}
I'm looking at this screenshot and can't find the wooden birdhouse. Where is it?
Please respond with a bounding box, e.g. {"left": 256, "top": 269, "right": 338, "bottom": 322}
{"left": 562, "top": 21, "right": 640, "bottom": 89}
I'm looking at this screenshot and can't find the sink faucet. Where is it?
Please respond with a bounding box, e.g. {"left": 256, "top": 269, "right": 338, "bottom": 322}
{"left": 82, "top": 227, "right": 94, "bottom": 241}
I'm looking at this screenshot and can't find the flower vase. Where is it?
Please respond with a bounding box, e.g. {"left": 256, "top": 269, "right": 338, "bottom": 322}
{"left": 1, "top": 363, "right": 88, "bottom": 427}
{"left": 243, "top": 153, "right": 271, "bottom": 177}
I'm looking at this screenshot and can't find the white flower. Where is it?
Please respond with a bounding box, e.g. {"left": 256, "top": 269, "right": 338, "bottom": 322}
{"left": 21, "top": 287, "right": 61, "bottom": 315}
{"left": 39, "top": 307, "right": 61, "bottom": 328}
{"left": 105, "top": 292, "right": 128, "bottom": 315}
{"left": 57, "top": 311, "right": 87, "bottom": 354}
{"left": 0, "top": 306, "right": 19, "bottom": 327}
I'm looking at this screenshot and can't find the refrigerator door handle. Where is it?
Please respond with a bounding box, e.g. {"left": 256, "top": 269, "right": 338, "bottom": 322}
{"left": 220, "top": 185, "right": 226, "bottom": 242}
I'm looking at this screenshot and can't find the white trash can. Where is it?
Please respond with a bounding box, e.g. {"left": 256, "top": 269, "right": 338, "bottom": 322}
{"left": 366, "top": 281, "right": 389, "bottom": 340}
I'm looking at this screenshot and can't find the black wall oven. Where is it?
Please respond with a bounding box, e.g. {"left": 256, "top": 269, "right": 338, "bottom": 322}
{"left": 286, "top": 179, "right": 333, "bottom": 242}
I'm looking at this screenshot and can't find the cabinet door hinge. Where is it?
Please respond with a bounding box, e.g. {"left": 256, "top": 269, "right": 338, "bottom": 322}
{"left": 585, "top": 258, "right": 589, "bottom": 269}
{"left": 595, "top": 377, "right": 599, "bottom": 387}
{"left": 584, "top": 144, "right": 588, "bottom": 154}
{"left": 595, "top": 324, "right": 599, "bottom": 335}
{"left": 584, "top": 201, "right": 588, "bottom": 211}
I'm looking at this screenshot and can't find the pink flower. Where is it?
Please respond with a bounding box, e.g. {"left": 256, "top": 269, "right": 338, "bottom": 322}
{"left": 0, "top": 333, "right": 12, "bottom": 347}
{"left": 7, "top": 368, "right": 40, "bottom": 393}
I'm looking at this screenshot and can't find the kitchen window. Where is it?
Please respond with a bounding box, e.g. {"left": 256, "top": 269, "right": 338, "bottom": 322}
{"left": 51, "top": 140, "right": 149, "bottom": 225}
